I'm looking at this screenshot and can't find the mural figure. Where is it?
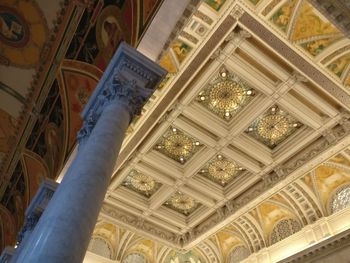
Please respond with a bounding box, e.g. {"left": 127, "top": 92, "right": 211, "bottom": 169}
{"left": 95, "top": 6, "right": 123, "bottom": 70}
{"left": 0, "top": 12, "right": 24, "bottom": 42}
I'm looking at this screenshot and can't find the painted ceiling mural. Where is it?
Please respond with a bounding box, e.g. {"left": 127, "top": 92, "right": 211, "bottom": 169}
{"left": 0, "top": 0, "right": 164, "bottom": 252}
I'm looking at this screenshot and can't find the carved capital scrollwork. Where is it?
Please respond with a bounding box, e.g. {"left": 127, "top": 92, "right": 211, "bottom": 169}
{"left": 77, "top": 42, "right": 167, "bottom": 144}
{"left": 77, "top": 77, "right": 153, "bottom": 143}
{"left": 16, "top": 213, "right": 41, "bottom": 244}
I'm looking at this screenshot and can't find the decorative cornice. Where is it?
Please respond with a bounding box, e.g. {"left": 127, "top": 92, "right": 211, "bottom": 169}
{"left": 280, "top": 228, "right": 350, "bottom": 263}
{"left": 100, "top": 204, "right": 181, "bottom": 248}
{"left": 230, "top": 5, "right": 245, "bottom": 20}
{"left": 188, "top": 118, "right": 349, "bottom": 245}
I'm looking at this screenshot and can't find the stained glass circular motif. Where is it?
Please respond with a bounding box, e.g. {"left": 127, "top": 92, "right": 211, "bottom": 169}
{"left": 208, "top": 160, "right": 237, "bottom": 182}
{"left": 163, "top": 134, "right": 194, "bottom": 158}
{"left": 130, "top": 173, "right": 155, "bottom": 192}
{"left": 208, "top": 80, "right": 245, "bottom": 112}
{"left": 0, "top": 6, "right": 29, "bottom": 47}
{"left": 170, "top": 193, "right": 195, "bottom": 211}
{"left": 256, "top": 114, "right": 289, "bottom": 143}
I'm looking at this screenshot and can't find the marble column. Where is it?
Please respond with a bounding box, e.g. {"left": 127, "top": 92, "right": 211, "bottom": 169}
{"left": 10, "top": 179, "right": 58, "bottom": 262}
{"left": 14, "top": 42, "right": 166, "bottom": 263}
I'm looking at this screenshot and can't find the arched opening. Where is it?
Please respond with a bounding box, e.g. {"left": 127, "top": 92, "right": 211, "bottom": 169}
{"left": 88, "top": 236, "right": 113, "bottom": 259}
{"left": 270, "top": 218, "right": 301, "bottom": 245}
{"left": 227, "top": 245, "right": 250, "bottom": 263}
{"left": 122, "top": 252, "right": 147, "bottom": 263}
{"left": 329, "top": 184, "right": 350, "bottom": 214}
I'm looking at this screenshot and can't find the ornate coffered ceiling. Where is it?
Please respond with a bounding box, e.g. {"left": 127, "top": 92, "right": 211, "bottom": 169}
{"left": 94, "top": 1, "right": 350, "bottom": 258}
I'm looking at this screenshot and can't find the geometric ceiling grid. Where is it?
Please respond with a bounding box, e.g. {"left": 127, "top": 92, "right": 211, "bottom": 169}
{"left": 245, "top": 105, "right": 303, "bottom": 149}
{"left": 98, "top": 0, "right": 350, "bottom": 255}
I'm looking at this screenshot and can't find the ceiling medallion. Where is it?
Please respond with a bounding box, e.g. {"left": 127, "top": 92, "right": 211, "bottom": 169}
{"left": 197, "top": 69, "right": 255, "bottom": 120}
{"left": 122, "top": 170, "right": 161, "bottom": 198}
{"left": 246, "top": 106, "right": 302, "bottom": 149}
{"left": 164, "top": 192, "right": 199, "bottom": 215}
{"left": 199, "top": 155, "right": 245, "bottom": 186}
{"left": 155, "top": 127, "right": 202, "bottom": 164}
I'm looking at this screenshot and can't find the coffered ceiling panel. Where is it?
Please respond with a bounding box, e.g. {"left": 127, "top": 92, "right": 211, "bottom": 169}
{"left": 98, "top": 0, "right": 350, "bottom": 256}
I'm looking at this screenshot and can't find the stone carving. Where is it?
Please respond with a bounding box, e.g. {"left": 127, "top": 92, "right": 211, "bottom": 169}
{"left": 77, "top": 76, "right": 153, "bottom": 143}
{"left": 16, "top": 213, "right": 40, "bottom": 244}
{"left": 230, "top": 5, "right": 245, "bottom": 20}
{"left": 225, "top": 29, "right": 252, "bottom": 44}
{"left": 100, "top": 204, "right": 179, "bottom": 245}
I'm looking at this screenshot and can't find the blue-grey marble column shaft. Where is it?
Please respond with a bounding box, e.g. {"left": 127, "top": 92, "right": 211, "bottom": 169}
{"left": 14, "top": 43, "right": 166, "bottom": 263}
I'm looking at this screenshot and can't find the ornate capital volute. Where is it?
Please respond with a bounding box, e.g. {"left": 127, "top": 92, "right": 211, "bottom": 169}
{"left": 78, "top": 42, "right": 167, "bottom": 143}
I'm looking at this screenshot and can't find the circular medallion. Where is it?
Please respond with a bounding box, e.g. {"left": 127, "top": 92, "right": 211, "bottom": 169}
{"left": 256, "top": 114, "right": 289, "bottom": 142}
{"left": 0, "top": 5, "right": 29, "bottom": 47}
{"left": 209, "top": 80, "right": 245, "bottom": 111}
{"left": 0, "top": 1, "right": 49, "bottom": 68}
{"left": 130, "top": 173, "right": 155, "bottom": 192}
{"left": 208, "top": 159, "right": 237, "bottom": 182}
{"left": 170, "top": 193, "right": 195, "bottom": 211}
{"left": 163, "top": 134, "right": 194, "bottom": 158}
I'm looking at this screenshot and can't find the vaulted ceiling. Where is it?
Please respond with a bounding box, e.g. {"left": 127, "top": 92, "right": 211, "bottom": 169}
{"left": 90, "top": 0, "right": 350, "bottom": 262}
{"left": 2, "top": 0, "right": 350, "bottom": 262}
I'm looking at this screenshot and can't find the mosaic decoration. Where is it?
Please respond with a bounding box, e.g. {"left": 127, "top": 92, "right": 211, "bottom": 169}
{"left": 199, "top": 154, "right": 245, "bottom": 186}
{"left": 327, "top": 52, "right": 350, "bottom": 78}
{"left": 0, "top": 2, "right": 49, "bottom": 67}
{"left": 204, "top": 0, "right": 226, "bottom": 11}
{"left": 155, "top": 127, "right": 202, "bottom": 164}
{"left": 171, "top": 40, "right": 192, "bottom": 64}
{"left": 197, "top": 70, "right": 255, "bottom": 121}
{"left": 300, "top": 37, "right": 342, "bottom": 57}
{"left": 331, "top": 186, "right": 350, "bottom": 214}
{"left": 246, "top": 106, "right": 302, "bottom": 149}
{"left": 164, "top": 192, "right": 200, "bottom": 215}
{"left": 270, "top": 0, "right": 298, "bottom": 32}
{"left": 270, "top": 218, "right": 301, "bottom": 245}
{"left": 164, "top": 250, "right": 204, "bottom": 263}
{"left": 290, "top": 1, "right": 340, "bottom": 42}
{"left": 0, "top": 5, "right": 29, "bottom": 47}
{"left": 248, "top": 0, "right": 262, "bottom": 5}
{"left": 122, "top": 170, "right": 161, "bottom": 198}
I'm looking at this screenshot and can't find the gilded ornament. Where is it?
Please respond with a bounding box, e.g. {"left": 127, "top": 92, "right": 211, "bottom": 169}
{"left": 256, "top": 114, "right": 289, "bottom": 143}
{"left": 208, "top": 159, "right": 239, "bottom": 182}
{"left": 246, "top": 106, "right": 302, "bottom": 148}
{"left": 198, "top": 71, "right": 254, "bottom": 120}
{"left": 155, "top": 127, "right": 201, "bottom": 164}
{"left": 165, "top": 192, "right": 199, "bottom": 215}
{"left": 200, "top": 155, "right": 244, "bottom": 185}
{"left": 123, "top": 170, "right": 160, "bottom": 197}
{"left": 130, "top": 173, "right": 155, "bottom": 192}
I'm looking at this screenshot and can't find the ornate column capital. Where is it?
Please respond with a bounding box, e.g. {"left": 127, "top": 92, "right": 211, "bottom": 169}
{"left": 78, "top": 42, "right": 166, "bottom": 143}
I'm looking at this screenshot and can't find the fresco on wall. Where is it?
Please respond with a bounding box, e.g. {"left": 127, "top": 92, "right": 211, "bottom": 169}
{"left": 25, "top": 79, "right": 65, "bottom": 179}
{"left": 0, "top": 109, "right": 16, "bottom": 166}
{"left": 300, "top": 37, "right": 342, "bottom": 57}
{"left": 165, "top": 250, "right": 204, "bottom": 263}
{"left": 0, "top": 205, "right": 16, "bottom": 251}
{"left": 203, "top": 0, "right": 226, "bottom": 11}
{"left": 171, "top": 40, "right": 193, "bottom": 64}
{"left": 22, "top": 150, "right": 48, "bottom": 201}
{"left": 270, "top": 0, "right": 297, "bottom": 32}
{"left": 66, "top": 0, "right": 163, "bottom": 70}
{"left": 60, "top": 60, "right": 102, "bottom": 153}
{"left": 0, "top": 1, "right": 48, "bottom": 68}
{"left": 327, "top": 52, "right": 350, "bottom": 78}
